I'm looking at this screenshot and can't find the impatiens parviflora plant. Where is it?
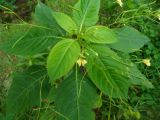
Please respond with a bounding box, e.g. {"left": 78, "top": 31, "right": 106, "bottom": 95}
{"left": 0, "top": 0, "right": 154, "bottom": 120}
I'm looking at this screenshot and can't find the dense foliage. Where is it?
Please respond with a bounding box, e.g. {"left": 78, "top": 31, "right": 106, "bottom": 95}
{"left": 0, "top": 0, "right": 159, "bottom": 120}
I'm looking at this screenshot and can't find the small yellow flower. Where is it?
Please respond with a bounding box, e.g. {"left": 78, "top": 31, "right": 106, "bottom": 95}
{"left": 95, "top": 52, "right": 98, "bottom": 57}
{"left": 156, "top": 10, "right": 160, "bottom": 20}
{"left": 116, "top": 0, "right": 123, "bottom": 7}
{"left": 77, "top": 58, "right": 87, "bottom": 67}
{"left": 157, "top": 14, "right": 160, "bottom": 20}
{"left": 142, "top": 59, "right": 151, "bottom": 66}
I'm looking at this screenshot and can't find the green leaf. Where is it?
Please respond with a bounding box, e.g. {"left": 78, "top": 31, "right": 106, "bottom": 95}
{"left": 115, "top": 54, "right": 153, "bottom": 89}
{"left": 110, "top": 26, "right": 150, "bottom": 53}
{"left": 54, "top": 70, "right": 99, "bottom": 120}
{"left": 129, "top": 64, "right": 154, "bottom": 88}
{"left": 6, "top": 66, "right": 49, "bottom": 117}
{"left": 0, "top": 114, "right": 13, "bottom": 120}
{"left": 86, "top": 45, "right": 131, "bottom": 98}
{"left": 47, "top": 39, "right": 80, "bottom": 83}
{"left": 0, "top": 115, "right": 4, "bottom": 120}
{"left": 47, "top": 86, "right": 56, "bottom": 103}
{"left": 52, "top": 12, "right": 77, "bottom": 34}
{"left": 73, "top": 0, "right": 100, "bottom": 29}
{"left": 34, "top": 1, "right": 64, "bottom": 34}
{"left": 0, "top": 24, "right": 60, "bottom": 56}
{"left": 83, "top": 26, "right": 117, "bottom": 44}
{"left": 40, "top": 110, "right": 56, "bottom": 120}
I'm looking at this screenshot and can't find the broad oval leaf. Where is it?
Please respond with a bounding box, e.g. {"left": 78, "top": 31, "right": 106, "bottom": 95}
{"left": 0, "top": 24, "right": 59, "bottom": 56}
{"left": 54, "top": 70, "right": 99, "bottom": 120}
{"left": 34, "top": 1, "right": 64, "bottom": 34}
{"left": 83, "top": 26, "right": 117, "bottom": 44}
{"left": 110, "top": 26, "right": 150, "bottom": 53}
{"left": 86, "top": 45, "right": 131, "bottom": 98}
{"left": 47, "top": 39, "right": 80, "bottom": 83}
{"left": 6, "top": 66, "right": 49, "bottom": 117}
{"left": 73, "top": 0, "right": 100, "bottom": 29}
{"left": 129, "top": 64, "right": 153, "bottom": 88}
{"left": 52, "top": 12, "right": 77, "bottom": 34}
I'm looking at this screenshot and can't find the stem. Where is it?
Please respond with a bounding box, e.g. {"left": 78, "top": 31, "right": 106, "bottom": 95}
{"left": 75, "top": 64, "right": 80, "bottom": 120}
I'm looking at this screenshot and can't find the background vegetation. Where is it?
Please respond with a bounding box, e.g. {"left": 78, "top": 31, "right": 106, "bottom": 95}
{"left": 0, "top": 0, "right": 160, "bottom": 120}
